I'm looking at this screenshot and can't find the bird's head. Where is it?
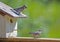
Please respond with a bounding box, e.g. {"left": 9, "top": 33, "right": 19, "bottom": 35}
{"left": 23, "top": 5, "right": 27, "bottom": 9}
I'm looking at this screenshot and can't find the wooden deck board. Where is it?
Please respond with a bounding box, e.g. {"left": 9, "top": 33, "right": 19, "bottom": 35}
{"left": 0, "top": 37, "right": 60, "bottom": 42}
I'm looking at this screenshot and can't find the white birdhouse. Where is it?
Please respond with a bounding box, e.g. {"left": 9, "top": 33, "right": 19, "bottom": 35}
{"left": 0, "top": 2, "right": 27, "bottom": 38}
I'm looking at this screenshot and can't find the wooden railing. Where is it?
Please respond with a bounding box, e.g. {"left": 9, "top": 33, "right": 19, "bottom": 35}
{"left": 0, "top": 37, "right": 60, "bottom": 42}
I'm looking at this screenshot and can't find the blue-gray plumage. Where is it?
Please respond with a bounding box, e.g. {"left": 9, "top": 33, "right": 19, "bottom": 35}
{"left": 11, "top": 5, "right": 27, "bottom": 15}
{"left": 29, "top": 29, "right": 42, "bottom": 38}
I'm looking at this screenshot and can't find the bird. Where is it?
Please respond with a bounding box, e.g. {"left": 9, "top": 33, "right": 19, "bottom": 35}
{"left": 29, "top": 29, "right": 42, "bottom": 38}
{"left": 14, "top": 5, "right": 27, "bottom": 12}
{"left": 10, "top": 5, "right": 27, "bottom": 15}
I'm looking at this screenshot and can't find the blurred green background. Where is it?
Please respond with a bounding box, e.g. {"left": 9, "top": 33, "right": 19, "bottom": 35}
{"left": 0, "top": 0, "right": 60, "bottom": 38}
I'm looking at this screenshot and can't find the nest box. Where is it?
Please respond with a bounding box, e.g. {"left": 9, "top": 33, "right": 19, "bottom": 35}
{"left": 0, "top": 2, "right": 27, "bottom": 38}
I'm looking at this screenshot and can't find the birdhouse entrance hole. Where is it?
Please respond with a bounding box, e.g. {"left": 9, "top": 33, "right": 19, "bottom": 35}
{"left": 10, "top": 19, "right": 13, "bottom": 23}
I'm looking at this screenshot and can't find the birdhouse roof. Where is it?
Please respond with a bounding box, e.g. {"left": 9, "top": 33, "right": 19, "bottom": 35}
{"left": 0, "top": 2, "right": 27, "bottom": 18}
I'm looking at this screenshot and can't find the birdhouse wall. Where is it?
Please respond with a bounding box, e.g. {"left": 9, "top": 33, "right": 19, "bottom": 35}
{"left": 0, "top": 14, "right": 18, "bottom": 38}
{"left": 0, "top": 15, "right": 6, "bottom": 38}
{"left": 4, "top": 15, "right": 18, "bottom": 37}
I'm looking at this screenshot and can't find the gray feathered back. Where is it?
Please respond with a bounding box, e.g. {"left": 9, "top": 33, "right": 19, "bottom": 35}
{"left": 14, "top": 5, "right": 27, "bottom": 14}
{"left": 10, "top": 5, "right": 27, "bottom": 15}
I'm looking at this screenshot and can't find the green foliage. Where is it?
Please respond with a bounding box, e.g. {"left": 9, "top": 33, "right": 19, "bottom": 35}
{"left": 0, "top": 0, "right": 60, "bottom": 38}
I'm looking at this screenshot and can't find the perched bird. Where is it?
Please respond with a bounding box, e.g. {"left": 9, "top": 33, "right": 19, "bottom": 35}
{"left": 29, "top": 29, "right": 42, "bottom": 38}
{"left": 14, "top": 5, "right": 27, "bottom": 12}
{"left": 10, "top": 5, "right": 27, "bottom": 15}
